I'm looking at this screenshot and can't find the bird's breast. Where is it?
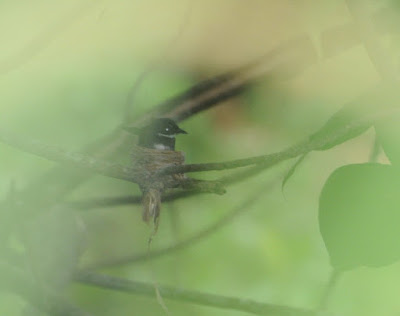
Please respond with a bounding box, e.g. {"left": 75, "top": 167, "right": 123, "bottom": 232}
{"left": 153, "top": 143, "right": 171, "bottom": 150}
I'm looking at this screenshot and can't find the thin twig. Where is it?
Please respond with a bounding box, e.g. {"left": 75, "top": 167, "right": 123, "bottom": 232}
{"left": 157, "top": 139, "right": 311, "bottom": 176}
{"left": 74, "top": 270, "right": 314, "bottom": 316}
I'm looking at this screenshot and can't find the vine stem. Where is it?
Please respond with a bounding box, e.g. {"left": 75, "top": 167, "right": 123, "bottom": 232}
{"left": 316, "top": 269, "right": 341, "bottom": 312}
{"left": 74, "top": 270, "right": 315, "bottom": 316}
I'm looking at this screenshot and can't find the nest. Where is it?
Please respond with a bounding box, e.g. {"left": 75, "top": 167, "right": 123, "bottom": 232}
{"left": 131, "top": 145, "right": 186, "bottom": 229}
{"left": 131, "top": 145, "right": 185, "bottom": 173}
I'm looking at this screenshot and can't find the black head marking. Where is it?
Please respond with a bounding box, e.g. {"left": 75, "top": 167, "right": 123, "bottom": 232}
{"left": 130, "top": 118, "right": 187, "bottom": 150}
{"left": 148, "top": 118, "right": 187, "bottom": 137}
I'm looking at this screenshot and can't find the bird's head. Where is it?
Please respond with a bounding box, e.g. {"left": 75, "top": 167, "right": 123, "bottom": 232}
{"left": 146, "top": 118, "right": 187, "bottom": 138}
{"left": 123, "top": 118, "right": 187, "bottom": 150}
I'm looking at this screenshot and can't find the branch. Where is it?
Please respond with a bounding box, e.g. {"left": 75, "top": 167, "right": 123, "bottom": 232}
{"left": 220, "top": 114, "right": 400, "bottom": 187}
{"left": 74, "top": 270, "right": 314, "bottom": 316}
{"left": 0, "top": 127, "right": 130, "bottom": 214}
{"left": 0, "top": 129, "right": 230, "bottom": 199}
{"left": 0, "top": 262, "right": 92, "bottom": 316}
{"left": 132, "top": 34, "right": 317, "bottom": 125}
{"left": 157, "top": 91, "right": 400, "bottom": 179}
{"left": 153, "top": 125, "right": 350, "bottom": 177}
{"left": 0, "top": 129, "right": 144, "bottom": 183}
{"left": 0, "top": 131, "right": 219, "bottom": 207}
{"left": 69, "top": 190, "right": 205, "bottom": 210}
{"left": 81, "top": 178, "right": 278, "bottom": 269}
{"left": 70, "top": 195, "right": 142, "bottom": 209}
{"left": 179, "top": 178, "right": 226, "bottom": 195}
{"left": 71, "top": 89, "right": 400, "bottom": 210}
{"left": 156, "top": 140, "right": 310, "bottom": 176}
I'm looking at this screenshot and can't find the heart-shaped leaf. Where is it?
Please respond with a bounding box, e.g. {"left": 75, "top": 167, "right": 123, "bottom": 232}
{"left": 319, "top": 163, "right": 400, "bottom": 270}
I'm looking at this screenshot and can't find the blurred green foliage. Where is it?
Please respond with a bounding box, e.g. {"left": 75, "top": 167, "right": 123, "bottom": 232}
{"left": 1, "top": 1, "right": 400, "bottom": 316}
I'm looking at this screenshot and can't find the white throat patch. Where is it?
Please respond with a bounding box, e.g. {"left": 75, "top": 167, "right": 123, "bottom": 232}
{"left": 158, "top": 133, "right": 176, "bottom": 138}
{"left": 154, "top": 143, "right": 169, "bottom": 150}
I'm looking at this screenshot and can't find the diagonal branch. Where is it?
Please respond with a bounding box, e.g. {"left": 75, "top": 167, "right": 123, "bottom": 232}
{"left": 0, "top": 131, "right": 226, "bottom": 201}
{"left": 132, "top": 34, "right": 317, "bottom": 125}
{"left": 156, "top": 140, "right": 310, "bottom": 176}
{"left": 153, "top": 121, "right": 357, "bottom": 177}
{"left": 70, "top": 195, "right": 143, "bottom": 209}
{"left": 0, "top": 129, "right": 143, "bottom": 183}
{"left": 74, "top": 270, "right": 314, "bottom": 316}
{"left": 68, "top": 190, "right": 202, "bottom": 210}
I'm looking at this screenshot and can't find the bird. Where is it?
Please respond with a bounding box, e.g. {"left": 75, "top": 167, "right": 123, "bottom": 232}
{"left": 124, "top": 118, "right": 188, "bottom": 232}
{"left": 125, "top": 118, "right": 187, "bottom": 151}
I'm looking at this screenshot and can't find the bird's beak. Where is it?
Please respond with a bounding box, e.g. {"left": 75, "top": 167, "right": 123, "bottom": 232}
{"left": 121, "top": 126, "right": 141, "bottom": 135}
{"left": 177, "top": 127, "right": 188, "bottom": 135}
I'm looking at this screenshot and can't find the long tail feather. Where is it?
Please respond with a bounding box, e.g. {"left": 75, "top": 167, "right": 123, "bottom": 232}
{"left": 142, "top": 188, "right": 162, "bottom": 231}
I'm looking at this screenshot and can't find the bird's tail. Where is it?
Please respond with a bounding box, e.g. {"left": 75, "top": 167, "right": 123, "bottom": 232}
{"left": 142, "top": 187, "right": 162, "bottom": 233}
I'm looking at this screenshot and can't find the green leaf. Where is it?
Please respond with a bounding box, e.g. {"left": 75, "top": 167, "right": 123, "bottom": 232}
{"left": 309, "top": 102, "right": 371, "bottom": 151}
{"left": 319, "top": 163, "right": 400, "bottom": 270}
{"left": 309, "top": 83, "right": 400, "bottom": 152}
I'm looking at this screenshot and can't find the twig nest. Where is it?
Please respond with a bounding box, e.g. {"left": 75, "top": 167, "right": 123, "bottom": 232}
{"left": 131, "top": 145, "right": 186, "bottom": 232}
{"left": 131, "top": 145, "right": 185, "bottom": 173}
